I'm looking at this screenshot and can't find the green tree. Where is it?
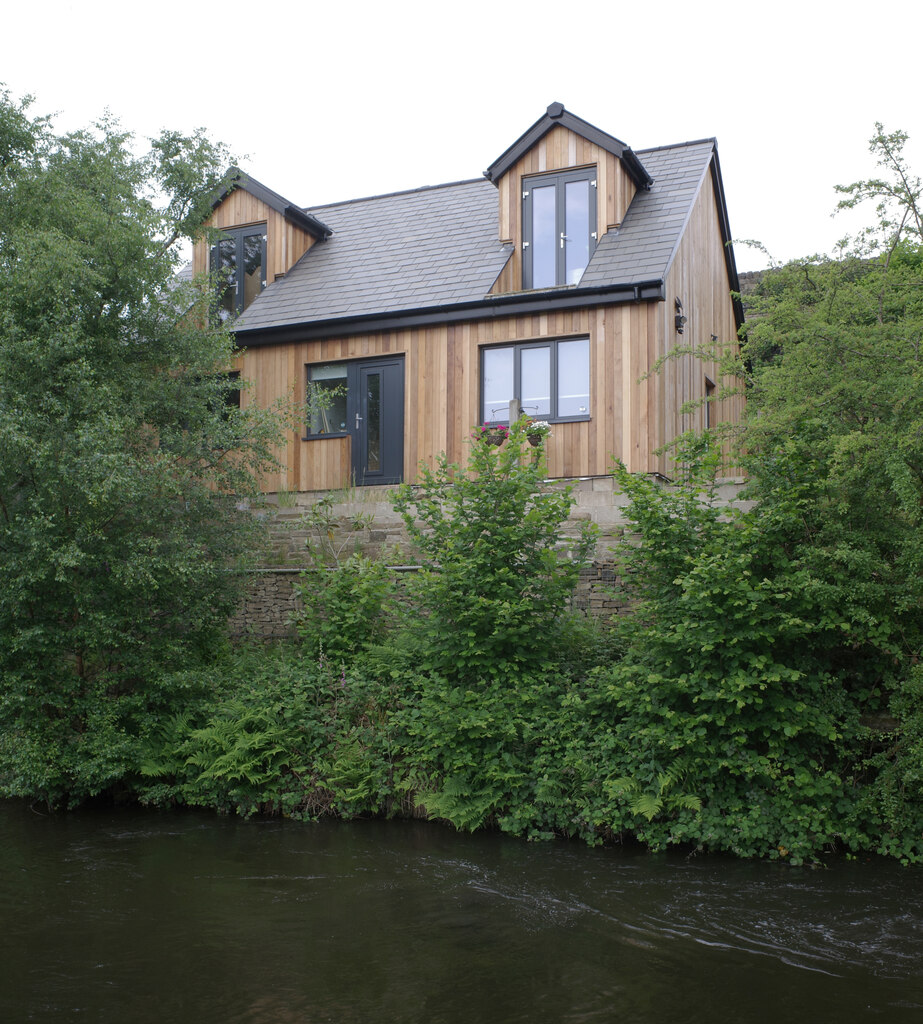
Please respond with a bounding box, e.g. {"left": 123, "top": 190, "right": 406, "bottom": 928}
{"left": 0, "top": 91, "right": 285, "bottom": 805}
{"left": 739, "top": 126, "right": 923, "bottom": 857}
{"left": 742, "top": 125, "right": 923, "bottom": 691}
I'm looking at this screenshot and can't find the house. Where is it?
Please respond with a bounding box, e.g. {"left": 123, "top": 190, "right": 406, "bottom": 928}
{"left": 192, "top": 103, "right": 744, "bottom": 493}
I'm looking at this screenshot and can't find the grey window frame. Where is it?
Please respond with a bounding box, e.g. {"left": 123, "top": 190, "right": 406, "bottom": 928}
{"left": 522, "top": 168, "right": 597, "bottom": 289}
{"left": 210, "top": 224, "right": 267, "bottom": 316}
{"left": 480, "top": 337, "right": 591, "bottom": 425}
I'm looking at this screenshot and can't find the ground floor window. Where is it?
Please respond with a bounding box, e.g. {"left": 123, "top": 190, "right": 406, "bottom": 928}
{"left": 481, "top": 337, "right": 590, "bottom": 424}
{"left": 305, "top": 357, "right": 404, "bottom": 485}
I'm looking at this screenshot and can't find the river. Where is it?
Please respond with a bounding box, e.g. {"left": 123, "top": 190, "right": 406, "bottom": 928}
{"left": 1, "top": 801, "right": 921, "bottom": 1022}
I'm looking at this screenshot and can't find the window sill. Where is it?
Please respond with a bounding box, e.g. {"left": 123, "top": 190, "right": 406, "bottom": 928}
{"left": 302, "top": 431, "right": 349, "bottom": 441}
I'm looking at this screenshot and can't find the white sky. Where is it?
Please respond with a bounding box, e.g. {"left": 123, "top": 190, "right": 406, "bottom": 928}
{"left": 3, "top": 0, "right": 921, "bottom": 271}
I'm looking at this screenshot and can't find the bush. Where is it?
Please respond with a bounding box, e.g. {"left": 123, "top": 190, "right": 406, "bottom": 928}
{"left": 392, "top": 416, "right": 596, "bottom": 681}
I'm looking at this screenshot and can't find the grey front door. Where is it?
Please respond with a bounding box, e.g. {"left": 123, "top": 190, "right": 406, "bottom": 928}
{"left": 351, "top": 357, "right": 404, "bottom": 486}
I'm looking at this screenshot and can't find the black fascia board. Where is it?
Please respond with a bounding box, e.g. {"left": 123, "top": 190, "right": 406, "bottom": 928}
{"left": 484, "top": 104, "right": 653, "bottom": 190}
{"left": 707, "top": 147, "right": 744, "bottom": 331}
{"left": 214, "top": 167, "right": 332, "bottom": 241}
{"left": 233, "top": 280, "right": 666, "bottom": 347}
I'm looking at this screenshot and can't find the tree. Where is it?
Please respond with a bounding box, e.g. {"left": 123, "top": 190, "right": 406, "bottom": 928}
{"left": 742, "top": 125, "right": 923, "bottom": 691}
{"left": 0, "top": 91, "right": 285, "bottom": 805}
{"left": 737, "top": 126, "right": 923, "bottom": 858}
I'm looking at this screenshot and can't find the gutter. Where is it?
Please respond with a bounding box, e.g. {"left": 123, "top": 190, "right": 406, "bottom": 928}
{"left": 233, "top": 279, "right": 666, "bottom": 347}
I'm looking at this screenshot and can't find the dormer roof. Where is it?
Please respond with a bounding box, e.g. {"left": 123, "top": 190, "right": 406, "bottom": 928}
{"left": 483, "top": 102, "right": 653, "bottom": 191}
{"left": 214, "top": 167, "right": 333, "bottom": 241}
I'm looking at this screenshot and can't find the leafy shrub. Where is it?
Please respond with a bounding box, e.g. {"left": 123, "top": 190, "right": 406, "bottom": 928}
{"left": 579, "top": 458, "right": 868, "bottom": 863}
{"left": 392, "top": 416, "right": 596, "bottom": 680}
{"left": 137, "top": 648, "right": 397, "bottom": 819}
{"left": 292, "top": 494, "right": 395, "bottom": 662}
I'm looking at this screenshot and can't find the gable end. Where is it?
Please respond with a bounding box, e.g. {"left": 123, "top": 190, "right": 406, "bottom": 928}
{"left": 484, "top": 103, "right": 653, "bottom": 191}
{"left": 215, "top": 167, "right": 332, "bottom": 240}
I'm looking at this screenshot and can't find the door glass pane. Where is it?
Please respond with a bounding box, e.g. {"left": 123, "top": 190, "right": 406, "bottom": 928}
{"left": 482, "top": 347, "right": 514, "bottom": 423}
{"left": 565, "top": 180, "right": 590, "bottom": 285}
{"left": 215, "top": 238, "right": 237, "bottom": 320}
{"left": 531, "top": 185, "right": 556, "bottom": 289}
{"left": 557, "top": 338, "right": 590, "bottom": 417}
{"left": 520, "top": 346, "right": 551, "bottom": 418}
{"left": 365, "top": 372, "right": 381, "bottom": 474}
{"left": 308, "top": 364, "right": 348, "bottom": 434}
{"left": 241, "top": 233, "right": 263, "bottom": 310}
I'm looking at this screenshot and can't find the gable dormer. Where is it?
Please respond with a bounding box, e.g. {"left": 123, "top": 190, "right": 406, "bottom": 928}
{"left": 484, "top": 103, "right": 652, "bottom": 294}
{"left": 192, "top": 168, "right": 331, "bottom": 317}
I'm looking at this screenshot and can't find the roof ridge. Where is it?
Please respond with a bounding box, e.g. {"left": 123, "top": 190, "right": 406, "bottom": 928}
{"left": 305, "top": 177, "right": 487, "bottom": 214}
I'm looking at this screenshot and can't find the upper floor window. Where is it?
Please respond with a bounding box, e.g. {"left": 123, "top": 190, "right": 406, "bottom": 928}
{"left": 481, "top": 337, "right": 590, "bottom": 424}
{"left": 522, "top": 169, "right": 597, "bottom": 289}
{"left": 211, "top": 225, "right": 266, "bottom": 319}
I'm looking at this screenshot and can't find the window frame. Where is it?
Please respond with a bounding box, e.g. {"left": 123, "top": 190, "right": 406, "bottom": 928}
{"left": 480, "top": 337, "right": 591, "bottom": 426}
{"left": 210, "top": 223, "right": 267, "bottom": 317}
{"left": 522, "top": 167, "right": 598, "bottom": 290}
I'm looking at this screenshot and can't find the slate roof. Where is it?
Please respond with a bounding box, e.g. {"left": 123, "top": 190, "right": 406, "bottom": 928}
{"left": 237, "top": 178, "right": 512, "bottom": 334}
{"left": 234, "top": 136, "right": 735, "bottom": 339}
{"left": 580, "top": 140, "right": 715, "bottom": 287}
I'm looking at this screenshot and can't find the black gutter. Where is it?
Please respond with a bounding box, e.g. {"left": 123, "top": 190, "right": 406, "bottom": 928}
{"left": 233, "top": 279, "right": 666, "bottom": 347}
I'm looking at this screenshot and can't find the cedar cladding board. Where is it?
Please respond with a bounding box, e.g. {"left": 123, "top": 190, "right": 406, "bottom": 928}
{"left": 194, "top": 104, "right": 744, "bottom": 493}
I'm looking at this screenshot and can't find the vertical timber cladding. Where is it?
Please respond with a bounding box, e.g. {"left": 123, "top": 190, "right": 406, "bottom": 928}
{"left": 237, "top": 299, "right": 673, "bottom": 493}
{"left": 191, "top": 189, "right": 318, "bottom": 284}
{"left": 661, "top": 166, "right": 744, "bottom": 475}
{"left": 492, "top": 124, "right": 638, "bottom": 295}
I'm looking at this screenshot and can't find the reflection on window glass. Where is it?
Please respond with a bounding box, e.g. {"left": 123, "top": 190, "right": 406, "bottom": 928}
{"left": 523, "top": 170, "right": 596, "bottom": 289}
{"left": 211, "top": 227, "right": 265, "bottom": 318}
{"left": 482, "top": 346, "right": 514, "bottom": 423}
{"left": 565, "top": 180, "right": 590, "bottom": 284}
{"left": 365, "top": 373, "right": 380, "bottom": 473}
{"left": 531, "top": 185, "right": 556, "bottom": 290}
{"left": 557, "top": 338, "right": 590, "bottom": 417}
{"left": 242, "top": 233, "right": 263, "bottom": 310}
{"left": 520, "top": 346, "right": 551, "bottom": 417}
{"left": 216, "top": 238, "right": 236, "bottom": 320}
{"left": 308, "top": 364, "right": 348, "bottom": 434}
{"left": 481, "top": 338, "right": 590, "bottom": 424}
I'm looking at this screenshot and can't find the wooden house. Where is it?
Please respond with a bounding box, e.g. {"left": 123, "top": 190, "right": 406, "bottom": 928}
{"left": 192, "top": 103, "right": 744, "bottom": 492}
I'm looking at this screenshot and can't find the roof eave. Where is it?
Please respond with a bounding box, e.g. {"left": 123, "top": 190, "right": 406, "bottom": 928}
{"left": 233, "top": 279, "right": 666, "bottom": 346}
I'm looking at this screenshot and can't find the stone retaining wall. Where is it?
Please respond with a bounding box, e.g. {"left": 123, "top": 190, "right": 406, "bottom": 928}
{"left": 231, "top": 475, "right": 749, "bottom": 639}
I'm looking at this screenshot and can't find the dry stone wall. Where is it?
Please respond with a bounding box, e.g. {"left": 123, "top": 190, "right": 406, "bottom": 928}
{"left": 231, "top": 475, "right": 749, "bottom": 640}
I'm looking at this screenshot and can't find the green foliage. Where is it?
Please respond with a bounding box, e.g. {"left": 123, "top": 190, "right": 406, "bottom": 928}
{"left": 0, "top": 92, "right": 287, "bottom": 805}
{"left": 580, "top": 458, "right": 865, "bottom": 863}
{"left": 295, "top": 553, "right": 394, "bottom": 662}
{"left": 392, "top": 416, "right": 596, "bottom": 680}
{"left": 730, "top": 126, "right": 923, "bottom": 855}
{"left": 292, "top": 494, "right": 394, "bottom": 661}
{"left": 138, "top": 648, "right": 397, "bottom": 819}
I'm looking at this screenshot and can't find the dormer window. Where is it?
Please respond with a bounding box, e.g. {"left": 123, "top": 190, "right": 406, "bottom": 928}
{"left": 211, "top": 224, "right": 267, "bottom": 318}
{"left": 522, "top": 169, "right": 597, "bottom": 289}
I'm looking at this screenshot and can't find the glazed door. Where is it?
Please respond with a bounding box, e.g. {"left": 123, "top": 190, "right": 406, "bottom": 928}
{"left": 352, "top": 358, "right": 404, "bottom": 486}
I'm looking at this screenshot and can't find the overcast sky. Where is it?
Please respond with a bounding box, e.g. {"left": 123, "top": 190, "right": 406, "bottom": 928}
{"left": 3, "top": 0, "right": 920, "bottom": 271}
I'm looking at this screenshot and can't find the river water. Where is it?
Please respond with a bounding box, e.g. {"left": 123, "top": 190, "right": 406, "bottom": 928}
{"left": 2, "top": 801, "right": 922, "bottom": 1023}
